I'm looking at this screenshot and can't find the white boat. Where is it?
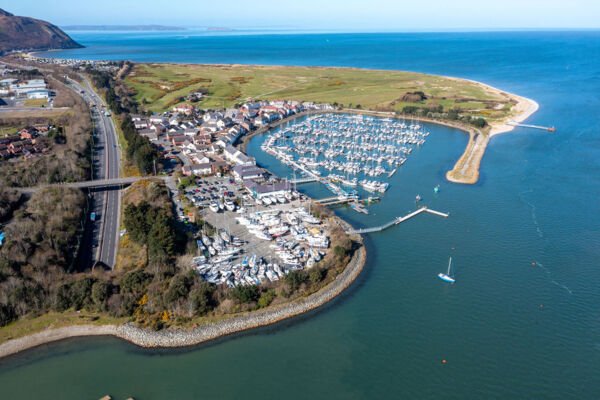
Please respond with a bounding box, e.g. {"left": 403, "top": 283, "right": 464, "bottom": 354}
{"left": 438, "top": 257, "right": 456, "bottom": 283}
{"left": 225, "top": 200, "right": 236, "bottom": 211}
{"left": 268, "top": 225, "right": 289, "bottom": 237}
{"left": 220, "top": 230, "right": 231, "bottom": 243}
{"left": 255, "top": 231, "right": 273, "bottom": 241}
{"left": 276, "top": 195, "right": 287, "bottom": 204}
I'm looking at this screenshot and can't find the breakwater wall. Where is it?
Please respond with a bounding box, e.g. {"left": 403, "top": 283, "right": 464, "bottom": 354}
{"left": 0, "top": 236, "right": 366, "bottom": 358}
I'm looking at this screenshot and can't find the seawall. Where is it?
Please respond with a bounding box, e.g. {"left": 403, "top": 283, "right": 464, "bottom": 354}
{"left": 0, "top": 235, "right": 366, "bottom": 359}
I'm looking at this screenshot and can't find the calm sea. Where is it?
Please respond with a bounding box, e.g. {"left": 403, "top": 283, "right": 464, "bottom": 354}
{"left": 3, "top": 31, "right": 600, "bottom": 399}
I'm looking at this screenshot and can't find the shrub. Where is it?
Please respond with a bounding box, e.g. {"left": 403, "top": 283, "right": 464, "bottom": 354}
{"left": 230, "top": 285, "right": 260, "bottom": 304}
{"left": 285, "top": 270, "right": 308, "bottom": 292}
{"left": 309, "top": 267, "right": 326, "bottom": 285}
{"left": 190, "top": 282, "right": 216, "bottom": 315}
{"left": 257, "top": 289, "right": 276, "bottom": 308}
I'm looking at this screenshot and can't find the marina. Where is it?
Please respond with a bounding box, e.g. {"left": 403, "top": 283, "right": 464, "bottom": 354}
{"left": 261, "top": 114, "right": 430, "bottom": 210}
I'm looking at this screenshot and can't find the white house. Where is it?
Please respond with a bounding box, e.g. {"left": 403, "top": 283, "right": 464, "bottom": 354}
{"left": 182, "top": 163, "right": 212, "bottom": 176}
{"left": 233, "top": 165, "right": 266, "bottom": 181}
{"left": 223, "top": 144, "right": 256, "bottom": 166}
{"left": 149, "top": 116, "right": 168, "bottom": 124}
{"left": 245, "top": 180, "right": 291, "bottom": 200}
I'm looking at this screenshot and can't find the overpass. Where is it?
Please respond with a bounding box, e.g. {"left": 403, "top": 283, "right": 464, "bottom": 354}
{"left": 14, "top": 176, "right": 168, "bottom": 193}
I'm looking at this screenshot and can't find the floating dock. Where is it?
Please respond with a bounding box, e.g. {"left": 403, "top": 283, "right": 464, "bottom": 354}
{"left": 315, "top": 196, "right": 356, "bottom": 206}
{"left": 346, "top": 206, "right": 449, "bottom": 234}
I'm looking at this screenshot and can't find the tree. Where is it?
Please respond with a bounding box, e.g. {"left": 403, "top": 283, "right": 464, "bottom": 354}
{"left": 257, "top": 289, "right": 276, "bottom": 308}
{"left": 472, "top": 117, "right": 487, "bottom": 128}
{"left": 123, "top": 202, "right": 151, "bottom": 244}
{"left": 0, "top": 303, "right": 15, "bottom": 327}
{"left": 91, "top": 281, "right": 111, "bottom": 311}
{"left": 334, "top": 245, "right": 347, "bottom": 259}
{"left": 190, "top": 282, "right": 216, "bottom": 315}
{"left": 230, "top": 285, "right": 260, "bottom": 304}
{"left": 54, "top": 283, "right": 72, "bottom": 312}
{"left": 309, "top": 267, "right": 325, "bottom": 285}
{"left": 70, "top": 278, "right": 94, "bottom": 310}
{"left": 121, "top": 270, "right": 152, "bottom": 295}
{"left": 285, "top": 270, "right": 308, "bottom": 292}
{"left": 147, "top": 210, "right": 176, "bottom": 265}
{"left": 164, "top": 272, "right": 194, "bottom": 304}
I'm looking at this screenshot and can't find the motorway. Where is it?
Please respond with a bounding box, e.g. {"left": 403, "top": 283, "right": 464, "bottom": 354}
{"left": 66, "top": 76, "right": 121, "bottom": 269}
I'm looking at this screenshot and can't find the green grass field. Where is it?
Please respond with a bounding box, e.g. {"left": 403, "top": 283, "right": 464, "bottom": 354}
{"left": 23, "top": 98, "right": 49, "bottom": 107}
{"left": 125, "top": 64, "right": 516, "bottom": 121}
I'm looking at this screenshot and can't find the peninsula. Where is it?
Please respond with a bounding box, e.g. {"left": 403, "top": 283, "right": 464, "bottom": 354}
{"left": 0, "top": 54, "right": 536, "bottom": 358}
{"left": 126, "top": 63, "right": 538, "bottom": 184}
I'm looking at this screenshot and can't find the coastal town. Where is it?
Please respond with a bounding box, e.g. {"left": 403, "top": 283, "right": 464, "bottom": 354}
{"left": 0, "top": 55, "right": 356, "bottom": 299}
{"left": 0, "top": 4, "right": 539, "bottom": 370}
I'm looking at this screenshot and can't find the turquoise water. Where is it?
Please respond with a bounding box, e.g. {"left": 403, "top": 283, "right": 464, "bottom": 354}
{"left": 3, "top": 32, "right": 600, "bottom": 399}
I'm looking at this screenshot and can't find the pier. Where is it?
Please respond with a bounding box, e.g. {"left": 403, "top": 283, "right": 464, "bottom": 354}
{"left": 290, "top": 177, "right": 318, "bottom": 185}
{"left": 508, "top": 121, "right": 556, "bottom": 132}
{"left": 315, "top": 196, "right": 356, "bottom": 206}
{"left": 346, "top": 206, "right": 449, "bottom": 234}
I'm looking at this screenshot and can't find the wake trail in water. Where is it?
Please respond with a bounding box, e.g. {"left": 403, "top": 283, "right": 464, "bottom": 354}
{"left": 533, "top": 261, "right": 573, "bottom": 295}
{"left": 519, "top": 190, "right": 544, "bottom": 238}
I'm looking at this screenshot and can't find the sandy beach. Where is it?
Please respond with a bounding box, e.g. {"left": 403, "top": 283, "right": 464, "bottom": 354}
{"left": 444, "top": 77, "right": 539, "bottom": 184}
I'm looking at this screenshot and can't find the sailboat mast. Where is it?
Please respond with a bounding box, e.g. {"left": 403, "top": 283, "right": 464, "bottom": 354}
{"left": 447, "top": 257, "right": 452, "bottom": 275}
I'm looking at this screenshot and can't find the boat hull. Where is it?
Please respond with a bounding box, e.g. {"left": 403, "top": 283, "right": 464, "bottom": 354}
{"left": 437, "top": 273, "right": 455, "bottom": 283}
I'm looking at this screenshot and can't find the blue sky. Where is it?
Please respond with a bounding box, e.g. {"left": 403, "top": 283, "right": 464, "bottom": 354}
{"left": 3, "top": 0, "right": 600, "bottom": 30}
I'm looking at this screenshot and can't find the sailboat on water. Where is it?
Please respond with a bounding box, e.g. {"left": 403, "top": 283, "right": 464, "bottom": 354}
{"left": 438, "top": 257, "right": 456, "bottom": 283}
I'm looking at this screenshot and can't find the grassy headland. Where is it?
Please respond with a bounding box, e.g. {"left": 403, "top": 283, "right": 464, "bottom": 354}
{"left": 127, "top": 64, "right": 510, "bottom": 118}
{"left": 126, "top": 63, "right": 537, "bottom": 184}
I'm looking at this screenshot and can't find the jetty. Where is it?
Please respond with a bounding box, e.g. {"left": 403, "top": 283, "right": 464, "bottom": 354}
{"left": 315, "top": 196, "right": 356, "bottom": 206}
{"left": 508, "top": 121, "right": 556, "bottom": 132}
{"left": 346, "top": 206, "right": 449, "bottom": 234}
{"left": 290, "top": 177, "right": 318, "bottom": 185}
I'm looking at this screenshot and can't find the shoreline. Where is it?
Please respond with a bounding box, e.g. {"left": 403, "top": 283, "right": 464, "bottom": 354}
{"left": 240, "top": 92, "right": 538, "bottom": 186}
{"left": 0, "top": 60, "right": 536, "bottom": 358}
{"left": 0, "top": 231, "right": 366, "bottom": 360}
{"left": 22, "top": 54, "right": 539, "bottom": 184}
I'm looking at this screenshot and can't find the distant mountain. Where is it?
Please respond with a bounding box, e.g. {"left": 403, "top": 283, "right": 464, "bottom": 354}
{"left": 0, "top": 8, "right": 82, "bottom": 54}
{"left": 63, "top": 25, "right": 187, "bottom": 32}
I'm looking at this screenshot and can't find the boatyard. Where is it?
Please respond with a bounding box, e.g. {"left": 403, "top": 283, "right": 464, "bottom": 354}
{"left": 189, "top": 181, "right": 331, "bottom": 287}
